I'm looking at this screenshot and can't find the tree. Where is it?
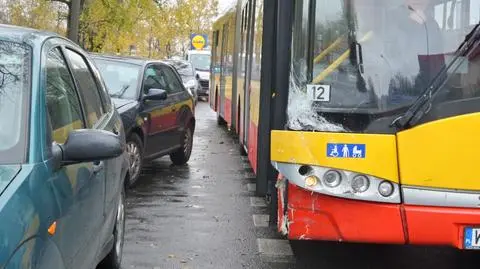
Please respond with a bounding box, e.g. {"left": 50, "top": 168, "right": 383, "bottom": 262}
{"left": 6, "top": 0, "right": 61, "bottom": 32}
{"left": 51, "top": 0, "right": 85, "bottom": 43}
{"left": 162, "top": 0, "right": 218, "bottom": 57}
{"left": 1, "top": 0, "right": 219, "bottom": 57}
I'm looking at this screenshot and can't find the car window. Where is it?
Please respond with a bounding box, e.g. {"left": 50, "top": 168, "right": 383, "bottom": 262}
{"left": 45, "top": 48, "right": 85, "bottom": 144}
{"left": 94, "top": 58, "right": 142, "bottom": 100}
{"left": 0, "top": 40, "right": 30, "bottom": 164}
{"left": 161, "top": 66, "right": 184, "bottom": 94}
{"left": 64, "top": 48, "right": 104, "bottom": 127}
{"left": 143, "top": 65, "right": 168, "bottom": 94}
{"left": 88, "top": 58, "right": 113, "bottom": 112}
{"left": 167, "top": 60, "right": 195, "bottom": 80}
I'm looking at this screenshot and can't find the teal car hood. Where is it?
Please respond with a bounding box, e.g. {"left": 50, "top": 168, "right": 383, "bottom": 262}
{"left": 0, "top": 165, "right": 20, "bottom": 196}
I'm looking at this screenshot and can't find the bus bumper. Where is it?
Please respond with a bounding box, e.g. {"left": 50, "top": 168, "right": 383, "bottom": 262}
{"left": 281, "top": 183, "right": 480, "bottom": 248}
{"left": 404, "top": 205, "right": 480, "bottom": 249}
{"left": 282, "top": 183, "right": 406, "bottom": 244}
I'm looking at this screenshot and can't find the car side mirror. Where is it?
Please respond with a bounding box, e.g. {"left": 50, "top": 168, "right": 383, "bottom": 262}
{"left": 145, "top": 88, "right": 167, "bottom": 101}
{"left": 195, "top": 74, "right": 200, "bottom": 80}
{"left": 54, "top": 129, "right": 124, "bottom": 166}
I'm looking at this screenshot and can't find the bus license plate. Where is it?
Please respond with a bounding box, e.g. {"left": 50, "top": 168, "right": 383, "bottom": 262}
{"left": 464, "top": 227, "right": 480, "bottom": 249}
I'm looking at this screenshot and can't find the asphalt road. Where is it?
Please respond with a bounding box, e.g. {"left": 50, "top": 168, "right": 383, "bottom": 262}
{"left": 121, "top": 101, "right": 480, "bottom": 269}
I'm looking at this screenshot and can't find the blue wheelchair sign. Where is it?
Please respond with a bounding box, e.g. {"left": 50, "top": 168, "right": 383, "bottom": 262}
{"left": 327, "top": 143, "right": 366, "bottom": 158}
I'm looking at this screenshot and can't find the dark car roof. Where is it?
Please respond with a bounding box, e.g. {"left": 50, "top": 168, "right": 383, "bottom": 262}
{"left": 0, "top": 24, "right": 64, "bottom": 46}
{"left": 90, "top": 53, "right": 171, "bottom": 67}
{"left": 164, "top": 59, "right": 192, "bottom": 66}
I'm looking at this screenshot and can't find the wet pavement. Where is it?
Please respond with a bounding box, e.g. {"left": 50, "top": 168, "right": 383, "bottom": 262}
{"left": 121, "top": 101, "right": 289, "bottom": 269}
{"left": 121, "top": 102, "right": 480, "bottom": 269}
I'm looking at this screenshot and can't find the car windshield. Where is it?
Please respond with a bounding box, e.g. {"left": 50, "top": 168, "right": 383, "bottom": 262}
{"left": 288, "top": 0, "right": 480, "bottom": 133}
{"left": 0, "top": 40, "right": 30, "bottom": 164}
{"left": 167, "top": 60, "right": 194, "bottom": 81}
{"left": 92, "top": 58, "right": 142, "bottom": 100}
{"left": 189, "top": 53, "right": 211, "bottom": 71}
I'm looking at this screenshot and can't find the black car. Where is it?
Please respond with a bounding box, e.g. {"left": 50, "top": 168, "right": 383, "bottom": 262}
{"left": 91, "top": 54, "right": 196, "bottom": 186}
{"left": 164, "top": 59, "right": 200, "bottom": 103}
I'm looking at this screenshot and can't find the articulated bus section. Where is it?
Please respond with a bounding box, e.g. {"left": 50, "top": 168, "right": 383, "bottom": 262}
{"left": 210, "top": 8, "right": 235, "bottom": 126}
{"left": 210, "top": 0, "right": 263, "bottom": 174}
{"left": 212, "top": 0, "right": 480, "bottom": 252}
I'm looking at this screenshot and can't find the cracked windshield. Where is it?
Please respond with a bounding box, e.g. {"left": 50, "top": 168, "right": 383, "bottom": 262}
{"left": 289, "top": 0, "right": 480, "bottom": 133}
{"left": 3, "top": 0, "right": 480, "bottom": 268}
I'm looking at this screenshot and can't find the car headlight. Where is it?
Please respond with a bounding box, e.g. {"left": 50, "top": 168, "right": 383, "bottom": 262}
{"left": 184, "top": 80, "right": 196, "bottom": 89}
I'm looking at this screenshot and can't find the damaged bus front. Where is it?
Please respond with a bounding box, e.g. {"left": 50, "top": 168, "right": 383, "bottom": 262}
{"left": 271, "top": 0, "right": 480, "bottom": 248}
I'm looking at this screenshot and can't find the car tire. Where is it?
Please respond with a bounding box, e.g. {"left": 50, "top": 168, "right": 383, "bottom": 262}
{"left": 170, "top": 125, "right": 193, "bottom": 165}
{"left": 126, "top": 133, "right": 143, "bottom": 187}
{"left": 99, "top": 186, "right": 125, "bottom": 269}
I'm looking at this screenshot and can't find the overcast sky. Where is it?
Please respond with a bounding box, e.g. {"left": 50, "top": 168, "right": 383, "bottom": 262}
{"left": 218, "top": 0, "right": 236, "bottom": 13}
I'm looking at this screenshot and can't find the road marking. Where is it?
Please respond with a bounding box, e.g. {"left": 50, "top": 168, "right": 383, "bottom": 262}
{"left": 257, "top": 238, "right": 294, "bottom": 258}
{"left": 250, "top": 197, "right": 267, "bottom": 207}
{"left": 253, "top": 214, "right": 270, "bottom": 227}
{"left": 247, "top": 183, "right": 256, "bottom": 192}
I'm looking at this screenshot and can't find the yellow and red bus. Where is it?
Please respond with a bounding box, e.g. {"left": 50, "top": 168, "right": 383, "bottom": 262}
{"left": 211, "top": 0, "right": 480, "bottom": 250}
{"left": 210, "top": 0, "right": 264, "bottom": 173}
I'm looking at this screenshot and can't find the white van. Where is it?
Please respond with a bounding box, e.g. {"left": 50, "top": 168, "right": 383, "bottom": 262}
{"left": 186, "top": 50, "right": 211, "bottom": 98}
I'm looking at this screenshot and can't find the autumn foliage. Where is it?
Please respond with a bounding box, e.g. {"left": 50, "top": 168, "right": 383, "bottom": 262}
{"left": 0, "top": 0, "right": 219, "bottom": 58}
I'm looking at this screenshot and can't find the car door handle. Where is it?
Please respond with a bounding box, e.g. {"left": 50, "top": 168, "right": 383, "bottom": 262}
{"left": 93, "top": 161, "right": 104, "bottom": 174}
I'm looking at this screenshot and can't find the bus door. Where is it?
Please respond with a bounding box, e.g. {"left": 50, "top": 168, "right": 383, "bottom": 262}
{"left": 238, "top": 5, "right": 248, "bottom": 142}
{"left": 243, "top": 0, "right": 254, "bottom": 148}
{"left": 219, "top": 23, "right": 229, "bottom": 118}
{"left": 211, "top": 30, "right": 220, "bottom": 109}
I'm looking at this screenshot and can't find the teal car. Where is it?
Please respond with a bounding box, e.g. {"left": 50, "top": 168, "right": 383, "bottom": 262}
{"left": 0, "top": 24, "right": 129, "bottom": 269}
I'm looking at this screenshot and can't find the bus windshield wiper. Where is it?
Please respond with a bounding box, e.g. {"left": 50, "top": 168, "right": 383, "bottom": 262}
{"left": 110, "top": 84, "right": 130, "bottom": 98}
{"left": 391, "top": 22, "right": 480, "bottom": 129}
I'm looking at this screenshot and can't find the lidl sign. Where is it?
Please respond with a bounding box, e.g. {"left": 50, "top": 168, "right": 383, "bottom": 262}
{"left": 190, "top": 33, "right": 208, "bottom": 50}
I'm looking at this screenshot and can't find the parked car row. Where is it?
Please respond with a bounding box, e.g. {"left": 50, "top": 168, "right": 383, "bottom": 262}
{"left": 167, "top": 55, "right": 211, "bottom": 102}
{"left": 91, "top": 54, "right": 196, "bottom": 186}
{"left": 164, "top": 59, "right": 200, "bottom": 103}
{"left": 0, "top": 24, "right": 195, "bottom": 269}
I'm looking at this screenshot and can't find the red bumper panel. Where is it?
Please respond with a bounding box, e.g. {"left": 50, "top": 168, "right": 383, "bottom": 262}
{"left": 224, "top": 97, "right": 232, "bottom": 126}
{"left": 404, "top": 205, "right": 480, "bottom": 248}
{"left": 286, "top": 184, "right": 405, "bottom": 244}
{"left": 248, "top": 122, "right": 258, "bottom": 174}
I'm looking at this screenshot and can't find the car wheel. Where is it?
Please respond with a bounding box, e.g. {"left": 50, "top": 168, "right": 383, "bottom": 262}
{"left": 126, "top": 133, "right": 143, "bottom": 187}
{"left": 99, "top": 186, "right": 125, "bottom": 269}
{"left": 170, "top": 125, "right": 193, "bottom": 165}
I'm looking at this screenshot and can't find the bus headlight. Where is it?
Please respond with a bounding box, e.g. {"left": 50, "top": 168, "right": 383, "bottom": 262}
{"left": 323, "top": 170, "right": 342, "bottom": 188}
{"left": 352, "top": 175, "right": 370, "bottom": 193}
{"left": 271, "top": 161, "right": 400, "bottom": 203}
{"left": 378, "top": 181, "right": 394, "bottom": 197}
{"left": 305, "top": 175, "right": 319, "bottom": 187}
